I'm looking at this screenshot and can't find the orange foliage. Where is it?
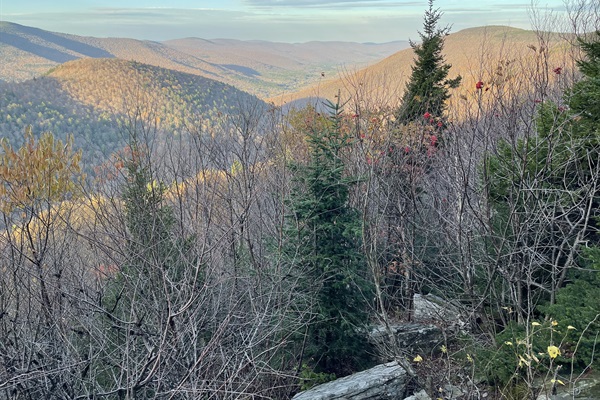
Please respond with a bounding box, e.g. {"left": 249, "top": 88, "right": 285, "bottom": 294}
{"left": 0, "top": 127, "right": 84, "bottom": 214}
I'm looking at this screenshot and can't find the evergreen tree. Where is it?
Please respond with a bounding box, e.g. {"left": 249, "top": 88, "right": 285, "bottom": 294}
{"left": 285, "top": 102, "right": 374, "bottom": 378}
{"left": 99, "top": 137, "right": 195, "bottom": 396}
{"left": 523, "top": 30, "right": 600, "bottom": 251}
{"left": 396, "top": 0, "right": 461, "bottom": 123}
{"left": 484, "top": 31, "right": 600, "bottom": 323}
{"left": 540, "top": 33, "right": 600, "bottom": 351}
{"left": 568, "top": 31, "right": 600, "bottom": 213}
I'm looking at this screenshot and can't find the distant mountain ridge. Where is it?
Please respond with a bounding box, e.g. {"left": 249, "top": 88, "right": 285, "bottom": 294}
{"left": 0, "top": 21, "right": 409, "bottom": 98}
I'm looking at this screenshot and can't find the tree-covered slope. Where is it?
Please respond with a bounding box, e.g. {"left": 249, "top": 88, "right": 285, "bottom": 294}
{"left": 0, "top": 58, "right": 267, "bottom": 171}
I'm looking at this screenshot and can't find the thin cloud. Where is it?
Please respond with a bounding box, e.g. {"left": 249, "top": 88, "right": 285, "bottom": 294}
{"left": 243, "top": 0, "right": 421, "bottom": 9}
{"left": 7, "top": 8, "right": 250, "bottom": 27}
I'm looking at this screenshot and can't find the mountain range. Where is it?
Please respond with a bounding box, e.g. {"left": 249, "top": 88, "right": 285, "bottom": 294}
{"left": 0, "top": 21, "right": 409, "bottom": 99}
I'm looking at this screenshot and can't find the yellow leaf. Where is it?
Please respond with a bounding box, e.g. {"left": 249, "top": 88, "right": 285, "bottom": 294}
{"left": 505, "top": 341, "right": 513, "bottom": 346}
{"left": 551, "top": 379, "right": 565, "bottom": 385}
{"left": 551, "top": 320, "right": 558, "bottom": 326}
{"left": 440, "top": 345, "right": 447, "bottom": 354}
{"left": 547, "top": 345, "right": 561, "bottom": 359}
{"left": 531, "top": 321, "right": 541, "bottom": 326}
{"left": 413, "top": 355, "right": 423, "bottom": 362}
{"left": 567, "top": 325, "right": 576, "bottom": 330}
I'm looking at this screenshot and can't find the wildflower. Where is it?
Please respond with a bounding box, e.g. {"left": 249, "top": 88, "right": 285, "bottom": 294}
{"left": 466, "top": 354, "right": 473, "bottom": 363}
{"left": 553, "top": 67, "right": 562, "bottom": 74}
{"left": 505, "top": 341, "right": 513, "bottom": 346}
{"left": 423, "top": 112, "right": 432, "bottom": 119}
{"left": 547, "top": 345, "right": 561, "bottom": 359}
{"left": 441, "top": 345, "right": 447, "bottom": 354}
{"left": 352, "top": 113, "right": 359, "bottom": 119}
{"left": 551, "top": 320, "right": 558, "bottom": 327}
{"left": 413, "top": 354, "right": 423, "bottom": 362}
{"left": 430, "top": 135, "right": 438, "bottom": 146}
{"left": 437, "top": 121, "right": 443, "bottom": 128}
{"left": 476, "top": 81, "right": 484, "bottom": 89}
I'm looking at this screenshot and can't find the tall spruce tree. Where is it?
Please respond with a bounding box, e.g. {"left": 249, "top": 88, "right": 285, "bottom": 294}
{"left": 397, "top": 0, "right": 461, "bottom": 123}
{"left": 285, "top": 102, "right": 374, "bottom": 378}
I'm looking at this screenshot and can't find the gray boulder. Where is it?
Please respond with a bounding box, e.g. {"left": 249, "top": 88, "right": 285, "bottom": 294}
{"left": 369, "top": 323, "right": 444, "bottom": 361}
{"left": 403, "top": 389, "right": 432, "bottom": 400}
{"left": 292, "top": 361, "right": 412, "bottom": 400}
{"left": 413, "top": 293, "right": 464, "bottom": 328}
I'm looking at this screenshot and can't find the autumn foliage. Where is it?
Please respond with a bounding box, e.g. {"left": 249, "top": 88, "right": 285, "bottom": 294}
{"left": 0, "top": 127, "right": 83, "bottom": 213}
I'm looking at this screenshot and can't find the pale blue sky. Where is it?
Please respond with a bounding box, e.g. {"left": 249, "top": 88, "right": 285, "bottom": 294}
{"left": 0, "top": 0, "right": 567, "bottom": 42}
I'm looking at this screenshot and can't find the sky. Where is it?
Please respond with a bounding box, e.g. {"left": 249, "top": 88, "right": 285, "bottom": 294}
{"left": 0, "top": 0, "right": 568, "bottom": 43}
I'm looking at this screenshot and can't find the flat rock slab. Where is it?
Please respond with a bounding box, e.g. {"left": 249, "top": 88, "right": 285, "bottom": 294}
{"left": 292, "top": 361, "right": 409, "bottom": 400}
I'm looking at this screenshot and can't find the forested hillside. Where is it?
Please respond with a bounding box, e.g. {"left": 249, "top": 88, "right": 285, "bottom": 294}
{"left": 0, "top": 4, "right": 599, "bottom": 399}
{"left": 0, "top": 58, "right": 266, "bottom": 172}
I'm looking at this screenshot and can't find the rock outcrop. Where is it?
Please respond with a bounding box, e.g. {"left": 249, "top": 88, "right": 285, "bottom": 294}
{"left": 293, "top": 295, "right": 470, "bottom": 400}
{"left": 369, "top": 323, "right": 444, "bottom": 361}
{"left": 292, "top": 361, "right": 414, "bottom": 400}
{"left": 412, "top": 293, "right": 463, "bottom": 325}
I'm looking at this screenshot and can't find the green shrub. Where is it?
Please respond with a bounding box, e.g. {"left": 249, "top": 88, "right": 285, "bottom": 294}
{"left": 298, "top": 363, "right": 336, "bottom": 391}
{"left": 540, "top": 248, "right": 600, "bottom": 370}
